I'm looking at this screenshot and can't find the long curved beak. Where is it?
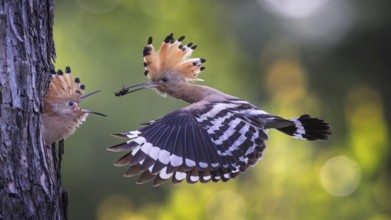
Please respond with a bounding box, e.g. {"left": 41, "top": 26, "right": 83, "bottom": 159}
{"left": 79, "top": 90, "right": 106, "bottom": 117}
{"left": 82, "top": 109, "right": 107, "bottom": 117}
{"left": 81, "top": 90, "right": 101, "bottom": 101}
{"left": 115, "top": 81, "right": 159, "bottom": 96}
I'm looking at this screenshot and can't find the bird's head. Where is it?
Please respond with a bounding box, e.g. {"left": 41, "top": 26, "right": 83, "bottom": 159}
{"left": 115, "top": 33, "right": 206, "bottom": 97}
{"left": 44, "top": 67, "right": 106, "bottom": 119}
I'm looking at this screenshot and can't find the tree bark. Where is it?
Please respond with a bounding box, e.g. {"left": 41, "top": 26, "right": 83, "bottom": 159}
{"left": 0, "top": 0, "right": 67, "bottom": 219}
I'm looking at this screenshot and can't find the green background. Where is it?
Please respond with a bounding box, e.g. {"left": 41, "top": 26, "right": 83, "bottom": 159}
{"left": 54, "top": 0, "right": 391, "bottom": 219}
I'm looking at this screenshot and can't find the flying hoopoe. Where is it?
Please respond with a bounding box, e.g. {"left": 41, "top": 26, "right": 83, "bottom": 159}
{"left": 108, "top": 34, "right": 331, "bottom": 186}
{"left": 41, "top": 67, "right": 106, "bottom": 145}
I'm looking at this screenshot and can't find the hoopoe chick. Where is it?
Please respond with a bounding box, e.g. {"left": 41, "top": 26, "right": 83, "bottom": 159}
{"left": 42, "top": 66, "right": 106, "bottom": 145}
{"left": 109, "top": 34, "right": 331, "bottom": 186}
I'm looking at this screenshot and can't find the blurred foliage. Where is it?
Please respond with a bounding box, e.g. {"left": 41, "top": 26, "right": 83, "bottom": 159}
{"left": 53, "top": 0, "right": 391, "bottom": 219}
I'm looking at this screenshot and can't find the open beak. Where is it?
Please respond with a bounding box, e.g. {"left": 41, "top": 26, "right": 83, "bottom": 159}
{"left": 82, "top": 109, "right": 107, "bottom": 117}
{"left": 115, "top": 81, "right": 159, "bottom": 96}
{"left": 80, "top": 90, "right": 106, "bottom": 117}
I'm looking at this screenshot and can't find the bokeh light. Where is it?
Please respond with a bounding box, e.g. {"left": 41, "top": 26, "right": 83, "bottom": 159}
{"left": 265, "top": 57, "right": 307, "bottom": 104}
{"left": 257, "top": 0, "right": 328, "bottom": 18}
{"left": 320, "top": 156, "right": 361, "bottom": 197}
{"left": 257, "top": 0, "right": 354, "bottom": 47}
{"left": 52, "top": 0, "right": 391, "bottom": 219}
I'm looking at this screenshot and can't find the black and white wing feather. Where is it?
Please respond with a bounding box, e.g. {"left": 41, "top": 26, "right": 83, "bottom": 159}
{"left": 108, "top": 99, "right": 268, "bottom": 186}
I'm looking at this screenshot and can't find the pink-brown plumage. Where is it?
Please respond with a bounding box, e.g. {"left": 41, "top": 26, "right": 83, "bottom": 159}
{"left": 110, "top": 34, "right": 331, "bottom": 186}
{"left": 143, "top": 33, "right": 205, "bottom": 83}
{"left": 42, "top": 67, "right": 104, "bottom": 145}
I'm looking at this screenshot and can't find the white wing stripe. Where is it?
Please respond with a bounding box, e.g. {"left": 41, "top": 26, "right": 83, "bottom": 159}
{"left": 170, "top": 154, "right": 183, "bottom": 167}
{"left": 159, "top": 167, "right": 173, "bottom": 179}
{"left": 175, "top": 171, "right": 186, "bottom": 181}
{"left": 149, "top": 146, "right": 161, "bottom": 160}
{"left": 207, "top": 112, "right": 233, "bottom": 134}
{"left": 190, "top": 175, "right": 199, "bottom": 182}
{"left": 197, "top": 103, "right": 239, "bottom": 122}
{"left": 229, "top": 124, "right": 250, "bottom": 151}
{"left": 213, "top": 118, "right": 242, "bottom": 145}
{"left": 158, "top": 150, "right": 170, "bottom": 164}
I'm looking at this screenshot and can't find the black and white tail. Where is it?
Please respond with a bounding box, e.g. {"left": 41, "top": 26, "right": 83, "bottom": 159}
{"left": 277, "top": 115, "right": 331, "bottom": 141}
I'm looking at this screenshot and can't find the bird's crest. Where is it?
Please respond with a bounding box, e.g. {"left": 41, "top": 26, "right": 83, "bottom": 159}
{"left": 143, "top": 33, "right": 206, "bottom": 82}
{"left": 45, "top": 66, "right": 85, "bottom": 102}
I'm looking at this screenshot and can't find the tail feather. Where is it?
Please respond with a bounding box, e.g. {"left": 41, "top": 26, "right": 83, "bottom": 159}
{"left": 277, "top": 115, "right": 331, "bottom": 141}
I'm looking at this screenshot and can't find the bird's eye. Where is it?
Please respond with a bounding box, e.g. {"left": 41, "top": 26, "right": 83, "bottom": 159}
{"left": 162, "top": 76, "right": 169, "bottom": 82}
{"left": 68, "top": 101, "right": 74, "bottom": 106}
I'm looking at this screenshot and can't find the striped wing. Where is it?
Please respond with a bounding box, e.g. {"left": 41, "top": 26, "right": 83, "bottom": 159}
{"left": 108, "top": 99, "right": 268, "bottom": 186}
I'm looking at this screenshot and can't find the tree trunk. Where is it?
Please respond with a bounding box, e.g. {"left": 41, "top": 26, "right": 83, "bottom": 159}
{"left": 0, "top": 0, "right": 67, "bottom": 219}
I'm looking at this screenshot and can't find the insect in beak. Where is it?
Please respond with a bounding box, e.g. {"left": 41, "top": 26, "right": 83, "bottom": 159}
{"left": 115, "top": 81, "right": 159, "bottom": 96}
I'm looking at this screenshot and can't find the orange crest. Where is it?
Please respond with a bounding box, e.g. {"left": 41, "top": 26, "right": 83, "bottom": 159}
{"left": 143, "top": 33, "right": 206, "bottom": 81}
{"left": 45, "top": 67, "right": 85, "bottom": 103}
